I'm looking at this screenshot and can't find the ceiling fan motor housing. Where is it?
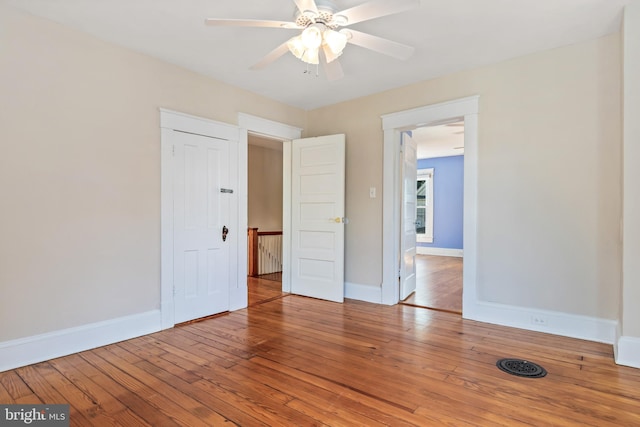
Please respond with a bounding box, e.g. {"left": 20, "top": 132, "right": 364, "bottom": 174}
{"left": 294, "top": 0, "right": 344, "bottom": 29}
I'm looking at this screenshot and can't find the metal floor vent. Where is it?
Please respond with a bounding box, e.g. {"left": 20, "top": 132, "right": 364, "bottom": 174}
{"left": 496, "top": 358, "right": 547, "bottom": 378}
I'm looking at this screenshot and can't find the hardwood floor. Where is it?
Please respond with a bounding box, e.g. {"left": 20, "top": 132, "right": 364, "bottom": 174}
{"left": 2, "top": 296, "right": 639, "bottom": 426}
{"left": 402, "top": 255, "right": 463, "bottom": 313}
{"left": 248, "top": 275, "right": 286, "bottom": 307}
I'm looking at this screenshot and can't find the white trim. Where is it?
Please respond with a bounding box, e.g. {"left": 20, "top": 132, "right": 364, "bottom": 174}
{"left": 282, "top": 141, "right": 293, "bottom": 293}
{"left": 230, "top": 128, "right": 247, "bottom": 311}
{"left": 0, "top": 311, "right": 161, "bottom": 373}
{"left": 160, "top": 108, "right": 238, "bottom": 141}
{"left": 345, "top": 282, "right": 382, "bottom": 304}
{"left": 416, "top": 168, "right": 434, "bottom": 243}
{"left": 160, "top": 126, "right": 176, "bottom": 329}
{"left": 417, "top": 247, "right": 463, "bottom": 257}
{"left": 160, "top": 109, "right": 241, "bottom": 327}
{"left": 468, "top": 302, "right": 617, "bottom": 344}
{"left": 616, "top": 336, "right": 640, "bottom": 369}
{"left": 238, "top": 113, "right": 303, "bottom": 141}
{"left": 238, "top": 113, "right": 302, "bottom": 295}
{"left": 613, "top": 320, "right": 622, "bottom": 360}
{"left": 381, "top": 128, "right": 402, "bottom": 305}
{"left": 381, "top": 96, "right": 479, "bottom": 308}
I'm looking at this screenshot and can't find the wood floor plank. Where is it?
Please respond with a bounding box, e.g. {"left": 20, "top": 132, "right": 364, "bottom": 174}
{"left": 0, "top": 370, "right": 35, "bottom": 401}
{"left": 93, "top": 346, "right": 234, "bottom": 426}
{"left": 232, "top": 358, "right": 426, "bottom": 427}
{"left": 0, "top": 377, "right": 17, "bottom": 403}
{"left": 14, "top": 364, "right": 93, "bottom": 427}
{"left": 68, "top": 353, "right": 182, "bottom": 427}
{"left": 130, "top": 359, "right": 270, "bottom": 426}
{"left": 81, "top": 349, "right": 227, "bottom": 426}
{"left": 29, "top": 361, "right": 131, "bottom": 426}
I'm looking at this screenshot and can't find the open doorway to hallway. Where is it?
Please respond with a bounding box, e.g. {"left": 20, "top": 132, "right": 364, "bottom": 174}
{"left": 401, "top": 121, "right": 464, "bottom": 314}
{"left": 247, "top": 134, "right": 287, "bottom": 306}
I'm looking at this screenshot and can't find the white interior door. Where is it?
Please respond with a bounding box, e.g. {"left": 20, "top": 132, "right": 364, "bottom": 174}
{"left": 290, "top": 134, "right": 346, "bottom": 302}
{"left": 173, "top": 131, "right": 232, "bottom": 323}
{"left": 400, "top": 132, "right": 418, "bottom": 300}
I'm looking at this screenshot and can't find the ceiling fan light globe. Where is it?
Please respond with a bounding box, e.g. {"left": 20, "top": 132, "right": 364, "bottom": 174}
{"left": 287, "top": 36, "right": 305, "bottom": 59}
{"left": 323, "top": 29, "right": 348, "bottom": 54}
{"left": 301, "top": 25, "right": 323, "bottom": 49}
{"left": 301, "top": 47, "right": 320, "bottom": 65}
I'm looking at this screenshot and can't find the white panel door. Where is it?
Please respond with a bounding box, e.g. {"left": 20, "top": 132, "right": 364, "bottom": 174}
{"left": 400, "top": 132, "right": 418, "bottom": 300}
{"left": 173, "top": 131, "right": 231, "bottom": 323}
{"left": 291, "top": 134, "right": 345, "bottom": 302}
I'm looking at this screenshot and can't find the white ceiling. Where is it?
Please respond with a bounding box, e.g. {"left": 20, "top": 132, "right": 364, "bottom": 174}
{"left": 414, "top": 121, "right": 464, "bottom": 159}
{"left": 3, "top": 0, "right": 627, "bottom": 110}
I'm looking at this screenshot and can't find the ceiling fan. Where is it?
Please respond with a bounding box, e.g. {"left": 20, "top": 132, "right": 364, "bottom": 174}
{"left": 205, "top": 0, "right": 420, "bottom": 80}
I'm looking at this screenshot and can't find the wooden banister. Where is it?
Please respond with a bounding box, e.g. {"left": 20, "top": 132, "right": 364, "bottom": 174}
{"left": 248, "top": 228, "right": 259, "bottom": 277}
{"left": 248, "top": 229, "right": 283, "bottom": 277}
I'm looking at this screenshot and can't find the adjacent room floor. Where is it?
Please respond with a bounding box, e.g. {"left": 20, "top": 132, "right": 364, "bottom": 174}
{"left": 248, "top": 273, "right": 286, "bottom": 306}
{"left": 401, "top": 255, "right": 463, "bottom": 313}
{"left": 251, "top": 255, "right": 463, "bottom": 314}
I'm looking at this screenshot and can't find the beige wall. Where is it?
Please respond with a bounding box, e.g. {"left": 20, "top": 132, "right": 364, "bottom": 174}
{"left": 0, "top": 3, "right": 625, "bottom": 346}
{"left": 307, "top": 33, "right": 622, "bottom": 319}
{"left": 248, "top": 144, "right": 283, "bottom": 231}
{"left": 0, "top": 6, "right": 305, "bottom": 341}
{"left": 623, "top": 3, "right": 640, "bottom": 338}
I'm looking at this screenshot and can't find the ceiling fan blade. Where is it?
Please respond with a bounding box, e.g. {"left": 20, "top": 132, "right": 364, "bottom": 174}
{"left": 250, "top": 41, "right": 291, "bottom": 70}
{"left": 335, "top": 0, "right": 420, "bottom": 26}
{"left": 321, "top": 48, "right": 344, "bottom": 81}
{"left": 345, "top": 29, "right": 415, "bottom": 60}
{"left": 205, "top": 18, "right": 300, "bottom": 29}
{"left": 293, "top": 0, "right": 319, "bottom": 17}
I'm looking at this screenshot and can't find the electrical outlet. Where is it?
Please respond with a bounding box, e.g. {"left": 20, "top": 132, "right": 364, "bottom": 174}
{"left": 531, "top": 315, "right": 548, "bottom": 327}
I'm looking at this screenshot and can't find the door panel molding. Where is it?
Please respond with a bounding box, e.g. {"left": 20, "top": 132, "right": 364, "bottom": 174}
{"left": 290, "top": 135, "right": 346, "bottom": 302}
{"left": 400, "top": 132, "right": 417, "bottom": 300}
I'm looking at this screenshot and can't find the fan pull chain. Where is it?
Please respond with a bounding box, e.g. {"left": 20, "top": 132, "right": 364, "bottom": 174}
{"left": 303, "top": 63, "right": 319, "bottom": 77}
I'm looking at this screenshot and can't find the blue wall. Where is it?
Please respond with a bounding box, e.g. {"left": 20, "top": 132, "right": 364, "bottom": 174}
{"left": 417, "top": 155, "right": 464, "bottom": 249}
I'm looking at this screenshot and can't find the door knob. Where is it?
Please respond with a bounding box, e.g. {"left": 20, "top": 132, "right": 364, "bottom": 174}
{"left": 222, "top": 226, "right": 229, "bottom": 242}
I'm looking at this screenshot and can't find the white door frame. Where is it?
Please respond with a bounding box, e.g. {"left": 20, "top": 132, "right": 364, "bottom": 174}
{"left": 238, "top": 113, "right": 303, "bottom": 294}
{"left": 381, "top": 96, "right": 479, "bottom": 318}
{"left": 160, "top": 109, "right": 240, "bottom": 329}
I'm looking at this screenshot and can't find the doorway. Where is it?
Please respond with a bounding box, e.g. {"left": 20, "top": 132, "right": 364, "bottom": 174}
{"left": 401, "top": 122, "right": 465, "bottom": 314}
{"left": 247, "top": 133, "right": 287, "bottom": 306}
{"left": 381, "top": 96, "right": 479, "bottom": 316}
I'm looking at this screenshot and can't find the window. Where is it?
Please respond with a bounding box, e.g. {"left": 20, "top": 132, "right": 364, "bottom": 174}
{"left": 416, "top": 168, "right": 434, "bottom": 243}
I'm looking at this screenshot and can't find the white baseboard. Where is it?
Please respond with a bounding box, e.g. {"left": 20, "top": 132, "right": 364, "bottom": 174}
{"left": 417, "top": 247, "right": 463, "bottom": 257}
{"left": 616, "top": 336, "right": 640, "bottom": 368}
{"left": 463, "top": 301, "right": 617, "bottom": 344}
{"left": 0, "top": 310, "right": 162, "bottom": 373}
{"left": 345, "top": 282, "right": 382, "bottom": 304}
